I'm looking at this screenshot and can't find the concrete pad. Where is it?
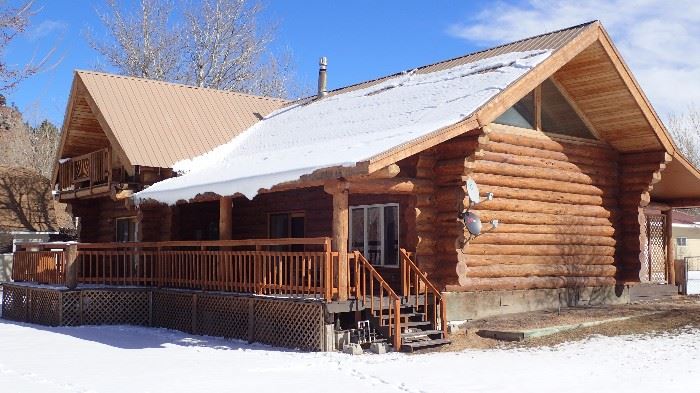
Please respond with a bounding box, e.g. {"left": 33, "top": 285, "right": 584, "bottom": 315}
{"left": 476, "top": 315, "right": 640, "bottom": 342}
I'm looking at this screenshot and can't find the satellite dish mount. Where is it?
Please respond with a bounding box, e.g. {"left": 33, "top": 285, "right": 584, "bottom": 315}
{"left": 459, "top": 178, "right": 498, "bottom": 242}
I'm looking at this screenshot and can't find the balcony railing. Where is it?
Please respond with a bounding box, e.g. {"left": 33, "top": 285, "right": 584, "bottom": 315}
{"left": 57, "top": 147, "right": 111, "bottom": 193}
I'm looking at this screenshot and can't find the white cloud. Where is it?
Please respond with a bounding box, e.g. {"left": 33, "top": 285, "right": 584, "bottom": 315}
{"left": 27, "top": 20, "right": 68, "bottom": 41}
{"left": 447, "top": 0, "right": 700, "bottom": 117}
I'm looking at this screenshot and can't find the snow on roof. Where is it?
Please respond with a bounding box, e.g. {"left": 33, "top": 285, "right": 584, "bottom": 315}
{"left": 134, "top": 49, "right": 552, "bottom": 204}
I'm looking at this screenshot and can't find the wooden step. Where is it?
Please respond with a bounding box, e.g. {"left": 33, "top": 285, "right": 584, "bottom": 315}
{"left": 400, "top": 338, "right": 451, "bottom": 352}
{"left": 376, "top": 312, "right": 424, "bottom": 320}
{"left": 403, "top": 320, "right": 432, "bottom": 328}
{"left": 401, "top": 329, "right": 443, "bottom": 339}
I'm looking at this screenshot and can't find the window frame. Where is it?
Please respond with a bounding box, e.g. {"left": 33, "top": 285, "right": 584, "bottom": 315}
{"left": 349, "top": 203, "right": 400, "bottom": 267}
{"left": 677, "top": 237, "right": 688, "bottom": 247}
{"left": 115, "top": 216, "right": 139, "bottom": 243}
{"left": 494, "top": 77, "right": 602, "bottom": 141}
{"left": 267, "top": 211, "right": 306, "bottom": 239}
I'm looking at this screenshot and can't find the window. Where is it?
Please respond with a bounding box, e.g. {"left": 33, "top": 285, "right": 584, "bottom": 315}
{"left": 494, "top": 78, "right": 595, "bottom": 139}
{"left": 349, "top": 203, "right": 399, "bottom": 266}
{"left": 540, "top": 79, "right": 595, "bottom": 139}
{"left": 494, "top": 91, "right": 535, "bottom": 129}
{"left": 677, "top": 237, "right": 688, "bottom": 247}
{"left": 269, "top": 212, "right": 305, "bottom": 251}
{"left": 115, "top": 217, "right": 138, "bottom": 242}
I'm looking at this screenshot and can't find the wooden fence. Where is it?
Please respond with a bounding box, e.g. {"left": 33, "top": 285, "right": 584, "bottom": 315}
{"left": 13, "top": 238, "right": 336, "bottom": 300}
{"left": 11, "top": 250, "right": 65, "bottom": 285}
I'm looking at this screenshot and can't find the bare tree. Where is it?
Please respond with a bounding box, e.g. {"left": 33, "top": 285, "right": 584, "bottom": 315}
{"left": 88, "top": 0, "right": 296, "bottom": 98}
{"left": 0, "top": 1, "right": 55, "bottom": 91}
{"left": 667, "top": 105, "right": 700, "bottom": 168}
{"left": 86, "top": 0, "right": 180, "bottom": 81}
{"left": 0, "top": 104, "right": 60, "bottom": 178}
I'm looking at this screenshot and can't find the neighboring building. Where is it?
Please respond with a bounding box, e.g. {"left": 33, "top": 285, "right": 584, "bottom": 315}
{"left": 0, "top": 166, "right": 74, "bottom": 281}
{"left": 7, "top": 21, "right": 700, "bottom": 351}
{"left": 671, "top": 210, "right": 700, "bottom": 260}
{"left": 0, "top": 166, "right": 74, "bottom": 252}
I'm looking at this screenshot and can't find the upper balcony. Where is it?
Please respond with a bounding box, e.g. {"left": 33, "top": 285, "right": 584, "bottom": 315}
{"left": 56, "top": 147, "right": 112, "bottom": 200}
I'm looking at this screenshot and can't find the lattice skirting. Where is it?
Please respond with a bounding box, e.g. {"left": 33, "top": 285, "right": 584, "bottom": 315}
{"left": 1, "top": 284, "right": 326, "bottom": 351}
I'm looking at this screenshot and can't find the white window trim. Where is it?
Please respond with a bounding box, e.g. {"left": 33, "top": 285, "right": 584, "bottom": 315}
{"left": 349, "top": 203, "right": 399, "bottom": 267}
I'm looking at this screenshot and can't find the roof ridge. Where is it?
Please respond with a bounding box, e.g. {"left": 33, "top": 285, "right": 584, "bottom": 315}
{"left": 324, "top": 21, "right": 598, "bottom": 96}
{"left": 75, "top": 69, "right": 289, "bottom": 103}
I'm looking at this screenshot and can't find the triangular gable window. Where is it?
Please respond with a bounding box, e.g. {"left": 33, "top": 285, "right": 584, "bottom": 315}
{"left": 494, "top": 78, "right": 595, "bottom": 139}
{"left": 494, "top": 91, "right": 535, "bottom": 129}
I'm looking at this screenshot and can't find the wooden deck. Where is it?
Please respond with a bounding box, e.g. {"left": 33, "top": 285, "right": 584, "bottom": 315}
{"left": 12, "top": 240, "right": 447, "bottom": 351}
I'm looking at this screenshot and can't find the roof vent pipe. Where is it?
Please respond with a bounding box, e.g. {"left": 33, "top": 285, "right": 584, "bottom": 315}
{"left": 317, "top": 57, "right": 328, "bottom": 98}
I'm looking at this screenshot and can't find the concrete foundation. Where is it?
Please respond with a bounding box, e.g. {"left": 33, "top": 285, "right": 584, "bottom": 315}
{"left": 444, "top": 285, "right": 630, "bottom": 322}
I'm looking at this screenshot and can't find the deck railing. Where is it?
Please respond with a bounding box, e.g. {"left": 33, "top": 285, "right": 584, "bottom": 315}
{"left": 13, "top": 238, "right": 336, "bottom": 300}
{"left": 12, "top": 249, "right": 66, "bottom": 284}
{"left": 350, "top": 251, "right": 402, "bottom": 349}
{"left": 400, "top": 248, "right": 447, "bottom": 336}
{"left": 58, "top": 147, "right": 111, "bottom": 192}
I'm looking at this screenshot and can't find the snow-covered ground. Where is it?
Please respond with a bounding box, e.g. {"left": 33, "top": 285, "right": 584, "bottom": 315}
{"left": 1, "top": 321, "right": 698, "bottom": 393}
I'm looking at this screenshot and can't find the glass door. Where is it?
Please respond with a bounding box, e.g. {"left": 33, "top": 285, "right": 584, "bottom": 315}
{"left": 349, "top": 204, "right": 399, "bottom": 266}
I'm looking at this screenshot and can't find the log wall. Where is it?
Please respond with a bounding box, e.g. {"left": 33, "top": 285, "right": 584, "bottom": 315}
{"left": 71, "top": 197, "right": 170, "bottom": 242}
{"left": 432, "top": 124, "right": 665, "bottom": 292}
{"left": 617, "top": 151, "right": 670, "bottom": 282}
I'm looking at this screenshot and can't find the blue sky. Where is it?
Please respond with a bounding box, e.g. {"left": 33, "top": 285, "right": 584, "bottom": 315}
{"left": 4, "top": 0, "right": 700, "bottom": 126}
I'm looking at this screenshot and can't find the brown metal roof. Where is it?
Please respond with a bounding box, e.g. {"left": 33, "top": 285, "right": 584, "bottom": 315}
{"left": 74, "top": 71, "right": 288, "bottom": 168}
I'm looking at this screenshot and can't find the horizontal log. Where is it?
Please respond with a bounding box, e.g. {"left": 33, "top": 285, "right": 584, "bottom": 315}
{"left": 463, "top": 244, "right": 616, "bottom": 256}
{"left": 620, "top": 162, "right": 666, "bottom": 174}
{"left": 620, "top": 171, "right": 661, "bottom": 186}
{"left": 620, "top": 151, "right": 671, "bottom": 165}
{"left": 475, "top": 198, "right": 614, "bottom": 218}
{"left": 434, "top": 157, "right": 470, "bottom": 176}
{"left": 434, "top": 136, "right": 480, "bottom": 159}
{"left": 464, "top": 264, "right": 617, "bottom": 278}
{"left": 490, "top": 223, "right": 615, "bottom": 237}
{"left": 479, "top": 151, "right": 616, "bottom": 178}
{"left": 367, "top": 164, "right": 400, "bottom": 179}
{"left": 469, "top": 232, "right": 616, "bottom": 246}
{"left": 484, "top": 141, "right": 614, "bottom": 169}
{"left": 415, "top": 193, "right": 435, "bottom": 208}
{"left": 448, "top": 276, "right": 617, "bottom": 291}
{"left": 450, "top": 210, "right": 613, "bottom": 226}
{"left": 464, "top": 254, "right": 615, "bottom": 266}
{"left": 415, "top": 207, "right": 437, "bottom": 223}
{"left": 477, "top": 184, "right": 613, "bottom": 207}
{"left": 469, "top": 160, "right": 617, "bottom": 187}
{"left": 343, "top": 178, "right": 434, "bottom": 194}
{"left": 470, "top": 173, "right": 613, "bottom": 197}
{"left": 487, "top": 132, "right": 618, "bottom": 160}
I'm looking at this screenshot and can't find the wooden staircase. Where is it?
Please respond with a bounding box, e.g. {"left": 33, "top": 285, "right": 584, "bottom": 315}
{"left": 350, "top": 250, "right": 450, "bottom": 352}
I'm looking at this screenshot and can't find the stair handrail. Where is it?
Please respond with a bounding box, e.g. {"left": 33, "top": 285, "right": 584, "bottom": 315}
{"left": 400, "top": 249, "right": 447, "bottom": 336}
{"left": 351, "top": 251, "right": 402, "bottom": 350}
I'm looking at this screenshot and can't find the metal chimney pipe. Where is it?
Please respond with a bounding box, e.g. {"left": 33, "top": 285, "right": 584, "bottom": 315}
{"left": 317, "top": 57, "right": 328, "bottom": 98}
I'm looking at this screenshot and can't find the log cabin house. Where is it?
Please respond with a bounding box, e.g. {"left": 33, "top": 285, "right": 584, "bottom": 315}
{"left": 5, "top": 21, "right": 700, "bottom": 352}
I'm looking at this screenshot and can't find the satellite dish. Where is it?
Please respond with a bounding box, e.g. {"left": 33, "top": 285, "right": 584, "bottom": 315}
{"left": 463, "top": 211, "right": 482, "bottom": 236}
{"left": 465, "top": 178, "right": 480, "bottom": 204}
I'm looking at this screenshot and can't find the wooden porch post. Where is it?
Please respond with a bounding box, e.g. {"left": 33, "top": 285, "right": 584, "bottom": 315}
{"left": 64, "top": 244, "right": 79, "bottom": 290}
{"left": 665, "top": 209, "right": 676, "bottom": 287}
{"left": 325, "top": 180, "right": 349, "bottom": 301}
{"left": 219, "top": 196, "right": 233, "bottom": 240}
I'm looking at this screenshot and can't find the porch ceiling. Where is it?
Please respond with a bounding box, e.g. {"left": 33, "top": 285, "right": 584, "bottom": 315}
{"left": 652, "top": 154, "right": 700, "bottom": 204}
